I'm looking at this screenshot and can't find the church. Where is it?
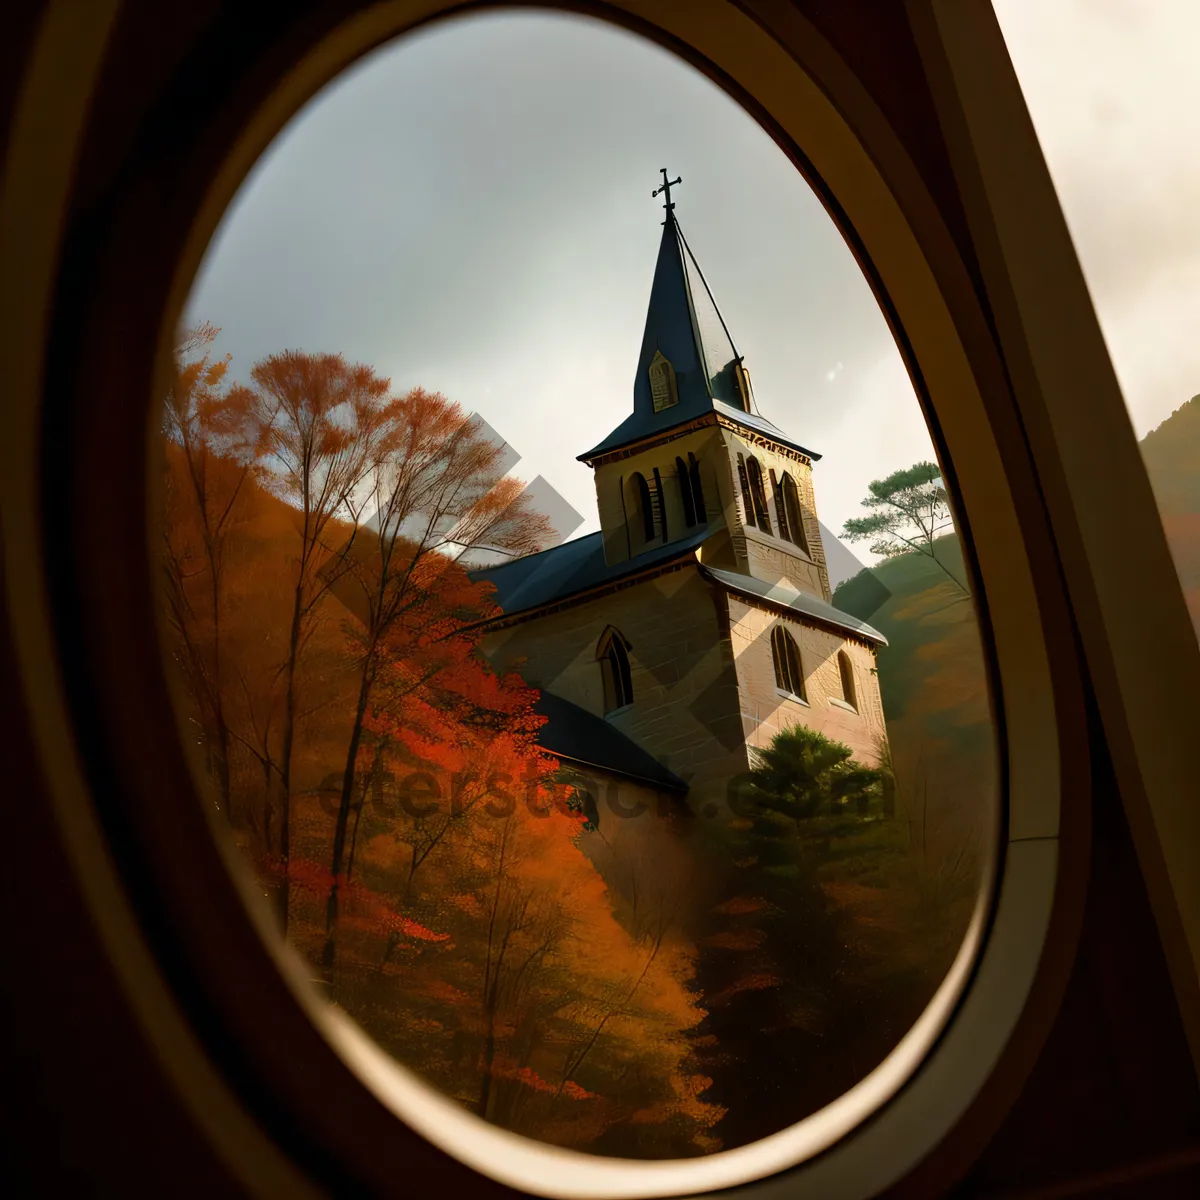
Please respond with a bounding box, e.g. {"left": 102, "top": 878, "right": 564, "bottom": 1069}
{"left": 472, "top": 180, "right": 889, "bottom": 823}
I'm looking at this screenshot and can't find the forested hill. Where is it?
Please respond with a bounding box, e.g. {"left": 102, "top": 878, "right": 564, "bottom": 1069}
{"left": 1141, "top": 394, "right": 1200, "bottom": 634}
{"left": 833, "top": 535, "right": 993, "bottom": 854}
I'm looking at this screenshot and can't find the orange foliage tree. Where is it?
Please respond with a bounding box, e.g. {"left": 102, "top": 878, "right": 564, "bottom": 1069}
{"left": 317, "top": 390, "right": 549, "bottom": 975}
{"left": 160, "top": 323, "right": 257, "bottom": 820}
{"left": 349, "top": 637, "right": 722, "bottom": 1152}
{"left": 158, "top": 332, "right": 721, "bottom": 1157}
{"left": 235, "top": 351, "right": 394, "bottom": 931}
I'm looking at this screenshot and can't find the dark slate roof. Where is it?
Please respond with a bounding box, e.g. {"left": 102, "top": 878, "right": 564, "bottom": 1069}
{"left": 579, "top": 214, "right": 745, "bottom": 462}
{"left": 534, "top": 691, "right": 688, "bottom": 792}
{"left": 470, "top": 526, "right": 710, "bottom": 619}
{"left": 578, "top": 214, "right": 822, "bottom": 465}
{"left": 711, "top": 399, "right": 822, "bottom": 462}
{"left": 701, "top": 565, "right": 889, "bottom": 646}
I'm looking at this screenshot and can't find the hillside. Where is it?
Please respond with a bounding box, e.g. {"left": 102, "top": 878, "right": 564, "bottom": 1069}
{"left": 826, "top": 395, "right": 1200, "bottom": 857}
{"left": 834, "top": 537, "right": 995, "bottom": 857}
{"left": 1140, "top": 394, "right": 1200, "bottom": 632}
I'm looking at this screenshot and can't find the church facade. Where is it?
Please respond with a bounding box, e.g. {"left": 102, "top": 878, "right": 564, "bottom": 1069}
{"left": 472, "top": 196, "right": 888, "bottom": 824}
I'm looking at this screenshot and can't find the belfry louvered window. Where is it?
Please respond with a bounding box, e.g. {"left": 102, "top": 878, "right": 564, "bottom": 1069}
{"left": 652, "top": 466, "right": 667, "bottom": 541}
{"left": 676, "top": 456, "right": 697, "bottom": 526}
{"left": 746, "top": 456, "right": 772, "bottom": 534}
{"left": 631, "top": 471, "right": 655, "bottom": 543}
{"left": 770, "top": 468, "right": 790, "bottom": 541}
{"left": 774, "top": 470, "right": 809, "bottom": 555}
{"left": 688, "top": 453, "right": 705, "bottom": 520}
{"left": 737, "top": 453, "right": 756, "bottom": 529}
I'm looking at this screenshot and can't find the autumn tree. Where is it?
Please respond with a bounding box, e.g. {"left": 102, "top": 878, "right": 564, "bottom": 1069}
{"left": 841, "top": 461, "right": 968, "bottom": 596}
{"left": 160, "top": 322, "right": 256, "bottom": 819}
{"left": 320, "top": 391, "right": 549, "bottom": 975}
{"left": 240, "top": 350, "right": 395, "bottom": 931}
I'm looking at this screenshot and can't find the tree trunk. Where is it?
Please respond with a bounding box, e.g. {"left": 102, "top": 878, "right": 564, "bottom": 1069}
{"left": 208, "top": 562, "right": 233, "bottom": 823}
{"left": 322, "top": 658, "right": 374, "bottom": 980}
{"left": 275, "top": 579, "right": 304, "bottom": 938}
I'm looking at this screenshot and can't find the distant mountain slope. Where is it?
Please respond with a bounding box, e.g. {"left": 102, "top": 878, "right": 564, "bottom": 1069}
{"left": 834, "top": 537, "right": 994, "bottom": 856}
{"left": 824, "top": 394, "right": 1200, "bottom": 860}
{"left": 1141, "top": 394, "right": 1200, "bottom": 633}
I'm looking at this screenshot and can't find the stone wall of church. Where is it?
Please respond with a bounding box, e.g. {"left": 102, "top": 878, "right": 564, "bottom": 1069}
{"left": 743, "top": 529, "right": 827, "bottom": 599}
{"left": 592, "top": 424, "right": 734, "bottom": 567}
{"left": 725, "top": 592, "right": 888, "bottom": 768}
{"left": 479, "top": 564, "right": 750, "bottom": 811}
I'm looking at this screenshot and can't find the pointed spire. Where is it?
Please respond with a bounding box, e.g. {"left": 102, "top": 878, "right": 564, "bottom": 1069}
{"left": 578, "top": 177, "right": 818, "bottom": 467}
{"left": 578, "top": 179, "right": 758, "bottom": 462}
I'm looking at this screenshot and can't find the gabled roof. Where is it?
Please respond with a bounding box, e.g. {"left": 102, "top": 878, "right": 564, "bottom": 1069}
{"left": 534, "top": 691, "right": 688, "bottom": 792}
{"left": 578, "top": 213, "right": 822, "bottom": 465}
{"left": 712, "top": 399, "right": 822, "bottom": 462}
{"left": 470, "top": 525, "right": 710, "bottom": 621}
{"left": 701, "top": 565, "right": 888, "bottom": 646}
{"left": 579, "top": 213, "right": 745, "bottom": 462}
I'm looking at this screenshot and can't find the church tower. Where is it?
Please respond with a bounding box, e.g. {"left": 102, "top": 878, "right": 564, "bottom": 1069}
{"left": 579, "top": 172, "right": 833, "bottom": 606}
{"left": 471, "top": 176, "right": 889, "bottom": 809}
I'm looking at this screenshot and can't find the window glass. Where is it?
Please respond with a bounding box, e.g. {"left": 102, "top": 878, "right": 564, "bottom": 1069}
{"left": 994, "top": 0, "right": 1200, "bottom": 646}
{"left": 160, "top": 9, "right": 997, "bottom": 1162}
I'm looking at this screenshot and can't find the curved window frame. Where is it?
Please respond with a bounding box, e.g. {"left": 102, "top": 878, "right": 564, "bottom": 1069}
{"left": 629, "top": 470, "right": 655, "bottom": 545}
{"left": 676, "top": 454, "right": 698, "bottom": 527}
{"left": 688, "top": 452, "right": 706, "bottom": 523}
{"left": 13, "top": 3, "right": 1200, "bottom": 1200}
{"left": 771, "top": 623, "right": 807, "bottom": 701}
{"left": 597, "top": 626, "right": 634, "bottom": 714}
{"left": 745, "top": 454, "right": 773, "bottom": 534}
{"left": 836, "top": 649, "right": 857, "bottom": 712}
{"left": 780, "top": 471, "right": 810, "bottom": 556}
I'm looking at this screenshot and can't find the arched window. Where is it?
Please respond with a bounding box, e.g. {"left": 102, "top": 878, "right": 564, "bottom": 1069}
{"left": 688, "top": 452, "right": 705, "bottom": 521}
{"left": 652, "top": 466, "right": 667, "bottom": 541}
{"left": 775, "top": 471, "right": 809, "bottom": 555}
{"left": 736, "top": 452, "right": 756, "bottom": 529}
{"left": 648, "top": 350, "right": 678, "bottom": 412}
{"left": 837, "top": 650, "right": 857, "bottom": 710}
{"left": 676, "top": 456, "right": 697, "bottom": 527}
{"left": 770, "top": 468, "right": 790, "bottom": 541}
{"left": 771, "top": 625, "right": 806, "bottom": 699}
{"left": 598, "top": 627, "right": 633, "bottom": 713}
{"left": 746, "top": 456, "right": 773, "bottom": 534}
{"left": 630, "top": 472, "right": 655, "bottom": 544}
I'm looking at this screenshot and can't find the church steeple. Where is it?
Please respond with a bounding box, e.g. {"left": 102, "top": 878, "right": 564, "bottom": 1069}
{"left": 579, "top": 176, "right": 752, "bottom": 463}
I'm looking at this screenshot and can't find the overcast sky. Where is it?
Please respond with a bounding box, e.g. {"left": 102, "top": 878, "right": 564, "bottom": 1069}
{"left": 186, "top": 3, "right": 1198, "bottom": 553}
{"left": 994, "top": 0, "right": 1200, "bottom": 439}
{"left": 184, "top": 10, "right": 929, "bottom": 553}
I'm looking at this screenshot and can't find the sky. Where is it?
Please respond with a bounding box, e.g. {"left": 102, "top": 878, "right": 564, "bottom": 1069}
{"left": 993, "top": 0, "right": 1200, "bottom": 439}
{"left": 185, "top": 3, "right": 1200, "bottom": 559}
{"left": 184, "top": 10, "right": 930, "bottom": 560}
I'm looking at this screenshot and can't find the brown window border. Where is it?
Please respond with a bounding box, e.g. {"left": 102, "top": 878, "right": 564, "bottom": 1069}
{"left": 5, "top": 0, "right": 1198, "bottom": 1196}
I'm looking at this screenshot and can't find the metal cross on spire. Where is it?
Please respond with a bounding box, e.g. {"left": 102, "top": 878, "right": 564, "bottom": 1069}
{"left": 652, "top": 168, "right": 682, "bottom": 219}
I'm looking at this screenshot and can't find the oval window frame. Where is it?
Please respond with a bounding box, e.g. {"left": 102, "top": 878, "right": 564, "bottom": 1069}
{"left": 11, "top": 0, "right": 1177, "bottom": 1195}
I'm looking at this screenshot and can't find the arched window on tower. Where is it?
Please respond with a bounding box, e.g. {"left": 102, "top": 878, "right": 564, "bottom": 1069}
{"left": 736, "top": 453, "right": 756, "bottom": 529}
{"left": 676, "top": 456, "right": 697, "bottom": 527}
{"left": 771, "top": 625, "right": 806, "bottom": 700}
{"left": 837, "top": 650, "right": 858, "bottom": 711}
{"left": 597, "top": 627, "right": 634, "bottom": 713}
{"left": 629, "top": 472, "right": 655, "bottom": 545}
{"left": 688, "top": 452, "right": 705, "bottom": 521}
{"left": 746, "top": 456, "right": 773, "bottom": 534}
{"left": 774, "top": 470, "right": 810, "bottom": 555}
